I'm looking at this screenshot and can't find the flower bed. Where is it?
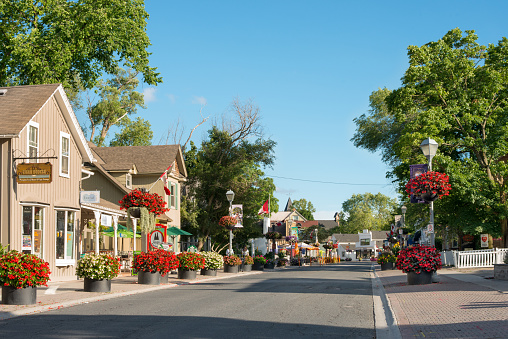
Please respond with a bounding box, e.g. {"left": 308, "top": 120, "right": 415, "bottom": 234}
{"left": 76, "top": 253, "right": 121, "bottom": 280}
{"left": 133, "top": 249, "right": 179, "bottom": 273}
{"left": 0, "top": 251, "right": 51, "bottom": 289}
{"left": 396, "top": 245, "right": 441, "bottom": 273}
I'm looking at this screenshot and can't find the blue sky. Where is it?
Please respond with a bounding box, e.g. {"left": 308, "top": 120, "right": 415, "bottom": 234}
{"left": 106, "top": 1, "right": 508, "bottom": 219}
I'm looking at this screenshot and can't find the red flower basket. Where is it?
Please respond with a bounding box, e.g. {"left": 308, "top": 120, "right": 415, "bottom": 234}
{"left": 395, "top": 245, "right": 442, "bottom": 274}
{"left": 119, "top": 189, "right": 169, "bottom": 216}
{"left": 0, "top": 251, "right": 51, "bottom": 289}
{"left": 219, "top": 216, "right": 237, "bottom": 230}
{"left": 405, "top": 171, "right": 451, "bottom": 201}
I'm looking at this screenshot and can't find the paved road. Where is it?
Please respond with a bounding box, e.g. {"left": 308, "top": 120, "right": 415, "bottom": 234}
{"left": 0, "top": 263, "right": 376, "bottom": 338}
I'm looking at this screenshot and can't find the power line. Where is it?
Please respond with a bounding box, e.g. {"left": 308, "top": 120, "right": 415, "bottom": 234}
{"left": 267, "top": 174, "right": 389, "bottom": 186}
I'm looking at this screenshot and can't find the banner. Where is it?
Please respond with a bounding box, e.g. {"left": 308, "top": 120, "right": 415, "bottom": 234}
{"left": 410, "top": 164, "right": 428, "bottom": 203}
{"left": 232, "top": 204, "right": 243, "bottom": 227}
{"left": 263, "top": 217, "right": 270, "bottom": 234}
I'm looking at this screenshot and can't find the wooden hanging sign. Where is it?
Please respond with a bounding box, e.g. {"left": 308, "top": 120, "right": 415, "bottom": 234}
{"left": 16, "top": 163, "right": 52, "bottom": 184}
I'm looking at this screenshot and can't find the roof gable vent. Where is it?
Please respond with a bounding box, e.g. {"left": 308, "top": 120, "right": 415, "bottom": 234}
{"left": 0, "top": 89, "right": 7, "bottom": 96}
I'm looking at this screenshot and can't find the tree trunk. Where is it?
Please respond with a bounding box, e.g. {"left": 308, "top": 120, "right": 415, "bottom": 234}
{"left": 501, "top": 218, "right": 508, "bottom": 248}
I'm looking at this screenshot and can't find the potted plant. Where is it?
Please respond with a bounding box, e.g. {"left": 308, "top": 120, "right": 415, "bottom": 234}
{"left": 119, "top": 189, "right": 169, "bottom": 234}
{"left": 242, "top": 255, "right": 254, "bottom": 272}
{"left": 377, "top": 252, "right": 396, "bottom": 270}
{"left": 396, "top": 245, "right": 442, "bottom": 285}
{"left": 177, "top": 252, "right": 205, "bottom": 280}
{"left": 494, "top": 252, "right": 508, "bottom": 281}
{"left": 201, "top": 251, "right": 224, "bottom": 276}
{"left": 265, "top": 231, "right": 282, "bottom": 240}
{"left": 253, "top": 255, "right": 266, "bottom": 270}
{"left": 405, "top": 171, "right": 451, "bottom": 202}
{"left": 158, "top": 250, "right": 179, "bottom": 283}
{"left": 76, "top": 253, "right": 121, "bottom": 292}
{"left": 133, "top": 250, "right": 168, "bottom": 285}
{"left": 0, "top": 251, "right": 51, "bottom": 305}
{"left": 285, "top": 235, "right": 297, "bottom": 243}
{"left": 223, "top": 255, "right": 242, "bottom": 273}
{"left": 219, "top": 216, "right": 237, "bottom": 230}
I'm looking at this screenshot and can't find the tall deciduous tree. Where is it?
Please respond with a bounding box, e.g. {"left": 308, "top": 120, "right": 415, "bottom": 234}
{"left": 0, "top": 0, "right": 161, "bottom": 88}
{"left": 292, "top": 199, "right": 316, "bottom": 220}
{"left": 353, "top": 28, "right": 508, "bottom": 246}
{"left": 109, "top": 117, "right": 152, "bottom": 146}
{"left": 181, "top": 99, "right": 277, "bottom": 251}
{"left": 340, "top": 193, "right": 398, "bottom": 234}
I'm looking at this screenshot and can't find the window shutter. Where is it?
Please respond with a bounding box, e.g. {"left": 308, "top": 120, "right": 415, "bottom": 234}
{"left": 175, "top": 183, "right": 179, "bottom": 209}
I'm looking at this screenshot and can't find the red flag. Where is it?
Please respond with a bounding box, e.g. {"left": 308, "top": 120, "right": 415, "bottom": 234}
{"left": 258, "top": 199, "right": 269, "bottom": 215}
{"left": 160, "top": 164, "right": 173, "bottom": 195}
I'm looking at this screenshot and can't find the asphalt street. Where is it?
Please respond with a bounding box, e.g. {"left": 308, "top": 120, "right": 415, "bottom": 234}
{"left": 0, "top": 262, "right": 376, "bottom": 339}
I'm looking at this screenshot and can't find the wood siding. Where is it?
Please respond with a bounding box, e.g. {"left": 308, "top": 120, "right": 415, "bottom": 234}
{"left": 0, "top": 138, "right": 12, "bottom": 246}
{"left": 9, "top": 96, "right": 83, "bottom": 281}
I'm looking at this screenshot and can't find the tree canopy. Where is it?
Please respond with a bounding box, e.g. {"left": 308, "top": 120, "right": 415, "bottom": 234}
{"left": 353, "top": 28, "right": 508, "bottom": 245}
{"left": 292, "top": 198, "right": 316, "bottom": 220}
{"left": 0, "top": 0, "right": 161, "bottom": 88}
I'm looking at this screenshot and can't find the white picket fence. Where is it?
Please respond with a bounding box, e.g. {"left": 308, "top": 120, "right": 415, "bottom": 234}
{"left": 446, "top": 248, "right": 508, "bottom": 268}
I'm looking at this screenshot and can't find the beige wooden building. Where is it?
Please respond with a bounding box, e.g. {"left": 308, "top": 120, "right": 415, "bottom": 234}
{"left": 0, "top": 84, "right": 95, "bottom": 281}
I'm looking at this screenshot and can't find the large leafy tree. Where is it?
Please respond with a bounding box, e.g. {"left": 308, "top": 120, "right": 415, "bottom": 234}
{"left": 109, "top": 117, "right": 152, "bottom": 146}
{"left": 0, "top": 0, "right": 161, "bottom": 88}
{"left": 353, "top": 28, "right": 508, "bottom": 246}
{"left": 181, "top": 99, "right": 278, "bottom": 251}
{"left": 340, "top": 193, "right": 398, "bottom": 234}
{"left": 292, "top": 198, "right": 316, "bottom": 220}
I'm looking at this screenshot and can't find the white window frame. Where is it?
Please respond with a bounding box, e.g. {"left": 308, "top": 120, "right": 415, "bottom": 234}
{"left": 55, "top": 209, "right": 76, "bottom": 266}
{"left": 59, "top": 131, "right": 70, "bottom": 178}
{"left": 27, "top": 121, "right": 39, "bottom": 163}
{"left": 126, "top": 173, "right": 132, "bottom": 189}
{"left": 21, "top": 205, "right": 45, "bottom": 259}
{"left": 170, "top": 182, "right": 176, "bottom": 208}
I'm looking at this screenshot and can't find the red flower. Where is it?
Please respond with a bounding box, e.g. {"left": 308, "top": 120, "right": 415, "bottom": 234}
{"left": 0, "top": 251, "right": 51, "bottom": 289}
{"left": 405, "top": 171, "right": 451, "bottom": 200}
{"left": 119, "top": 189, "right": 169, "bottom": 216}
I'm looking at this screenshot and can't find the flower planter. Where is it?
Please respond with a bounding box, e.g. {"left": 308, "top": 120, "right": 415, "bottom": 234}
{"left": 224, "top": 264, "right": 239, "bottom": 273}
{"left": 253, "top": 262, "right": 265, "bottom": 271}
{"left": 178, "top": 268, "right": 197, "bottom": 280}
{"left": 407, "top": 271, "right": 433, "bottom": 285}
{"left": 242, "top": 264, "right": 252, "bottom": 272}
{"left": 160, "top": 274, "right": 169, "bottom": 284}
{"left": 380, "top": 262, "right": 394, "bottom": 271}
{"left": 138, "top": 271, "right": 161, "bottom": 285}
{"left": 422, "top": 192, "right": 438, "bottom": 202}
{"left": 84, "top": 278, "right": 111, "bottom": 292}
{"left": 494, "top": 264, "right": 508, "bottom": 280}
{"left": 2, "top": 285, "right": 37, "bottom": 305}
{"left": 264, "top": 262, "right": 275, "bottom": 269}
{"left": 129, "top": 207, "right": 142, "bottom": 218}
{"left": 201, "top": 269, "right": 218, "bottom": 276}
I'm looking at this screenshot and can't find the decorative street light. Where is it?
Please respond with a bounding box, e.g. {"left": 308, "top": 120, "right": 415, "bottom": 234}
{"left": 420, "top": 138, "right": 438, "bottom": 247}
{"left": 401, "top": 205, "right": 407, "bottom": 247}
{"left": 226, "top": 189, "right": 235, "bottom": 255}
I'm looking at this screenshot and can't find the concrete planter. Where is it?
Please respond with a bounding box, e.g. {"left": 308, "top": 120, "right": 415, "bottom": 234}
{"left": 201, "top": 269, "right": 218, "bottom": 276}
{"left": 84, "top": 278, "right": 111, "bottom": 292}
{"left": 380, "top": 262, "right": 395, "bottom": 271}
{"left": 224, "top": 264, "right": 239, "bottom": 273}
{"left": 138, "top": 271, "right": 161, "bottom": 285}
{"left": 178, "top": 268, "right": 197, "bottom": 280}
{"left": 494, "top": 264, "right": 508, "bottom": 280}
{"left": 407, "top": 271, "right": 433, "bottom": 285}
{"left": 2, "top": 285, "right": 37, "bottom": 305}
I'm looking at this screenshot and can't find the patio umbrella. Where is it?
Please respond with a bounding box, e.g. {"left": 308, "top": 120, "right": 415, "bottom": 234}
{"left": 166, "top": 227, "right": 192, "bottom": 247}
{"left": 104, "top": 225, "right": 127, "bottom": 233}
{"left": 103, "top": 230, "right": 140, "bottom": 238}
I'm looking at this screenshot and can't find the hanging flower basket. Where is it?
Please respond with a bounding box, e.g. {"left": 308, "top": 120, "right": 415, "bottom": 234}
{"left": 405, "top": 171, "right": 451, "bottom": 201}
{"left": 285, "top": 235, "right": 297, "bottom": 243}
{"left": 219, "top": 216, "right": 237, "bottom": 230}
{"left": 119, "top": 189, "right": 169, "bottom": 233}
{"left": 265, "top": 231, "right": 282, "bottom": 240}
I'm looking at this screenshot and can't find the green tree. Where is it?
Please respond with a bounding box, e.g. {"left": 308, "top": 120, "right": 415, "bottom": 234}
{"left": 109, "top": 117, "right": 152, "bottom": 146}
{"left": 292, "top": 199, "right": 316, "bottom": 220}
{"left": 0, "top": 0, "right": 161, "bottom": 88}
{"left": 341, "top": 193, "right": 398, "bottom": 234}
{"left": 181, "top": 99, "right": 278, "bottom": 251}
{"left": 353, "top": 29, "right": 508, "bottom": 246}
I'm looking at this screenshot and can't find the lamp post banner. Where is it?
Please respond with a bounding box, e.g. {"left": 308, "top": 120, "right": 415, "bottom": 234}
{"left": 410, "top": 164, "right": 428, "bottom": 203}
{"left": 232, "top": 204, "right": 243, "bottom": 227}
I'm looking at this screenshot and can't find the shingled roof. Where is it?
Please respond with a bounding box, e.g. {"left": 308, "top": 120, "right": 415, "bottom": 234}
{"left": 0, "top": 84, "right": 60, "bottom": 136}
{"left": 91, "top": 145, "right": 183, "bottom": 175}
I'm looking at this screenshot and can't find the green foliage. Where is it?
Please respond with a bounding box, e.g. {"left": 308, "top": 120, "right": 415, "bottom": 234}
{"left": 0, "top": 0, "right": 161, "bottom": 89}
{"left": 292, "top": 198, "right": 316, "bottom": 220}
{"left": 353, "top": 28, "right": 508, "bottom": 245}
{"left": 109, "top": 117, "right": 153, "bottom": 146}
{"left": 181, "top": 124, "right": 277, "bottom": 250}
{"left": 340, "top": 193, "right": 398, "bottom": 233}
{"left": 299, "top": 226, "right": 329, "bottom": 243}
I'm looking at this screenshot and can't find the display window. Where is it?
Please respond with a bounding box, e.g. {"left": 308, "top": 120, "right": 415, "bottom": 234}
{"left": 22, "top": 206, "right": 44, "bottom": 258}
{"left": 56, "top": 210, "right": 75, "bottom": 266}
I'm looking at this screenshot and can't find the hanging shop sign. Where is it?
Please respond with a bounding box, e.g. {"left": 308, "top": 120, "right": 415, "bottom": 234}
{"left": 480, "top": 234, "right": 489, "bottom": 248}
{"left": 80, "top": 191, "right": 100, "bottom": 204}
{"left": 16, "top": 163, "right": 52, "bottom": 184}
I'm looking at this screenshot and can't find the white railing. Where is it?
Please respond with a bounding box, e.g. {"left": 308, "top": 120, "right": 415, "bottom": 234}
{"left": 449, "top": 248, "right": 508, "bottom": 268}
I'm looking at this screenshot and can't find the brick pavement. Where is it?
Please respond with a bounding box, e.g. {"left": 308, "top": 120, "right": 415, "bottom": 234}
{"left": 376, "top": 267, "right": 508, "bottom": 339}
{"left": 0, "top": 270, "right": 263, "bottom": 320}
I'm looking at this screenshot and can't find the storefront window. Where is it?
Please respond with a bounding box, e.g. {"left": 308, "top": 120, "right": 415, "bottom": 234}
{"left": 22, "top": 206, "right": 44, "bottom": 258}
{"left": 56, "top": 210, "right": 75, "bottom": 265}
{"left": 360, "top": 239, "right": 370, "bottom": 246}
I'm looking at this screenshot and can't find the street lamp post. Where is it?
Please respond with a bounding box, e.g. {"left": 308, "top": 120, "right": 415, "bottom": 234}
{"left": 401, "top": 205, "right": 407, "bottom": 247}
{"left": 226, "top": 189, "right": 235, "bottom": 255}
{"left": 420, "top": 138, "right": 439, "bottom": 247}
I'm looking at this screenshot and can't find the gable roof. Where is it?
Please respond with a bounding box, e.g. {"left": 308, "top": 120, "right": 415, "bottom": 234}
{"left": 0, "top": 83, "right": 94, "bottom": 162}
{"left": 284, "top": 198, "right": 293, "bottom": 211}
{"left": 91, "top": 144, "right": 187, "bottom": 177}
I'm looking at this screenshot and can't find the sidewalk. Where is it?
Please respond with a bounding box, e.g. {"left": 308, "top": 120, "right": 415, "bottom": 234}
{"left": 376, "top": 266, "right": 508, "bottom": 338}
{"left": 0, "top": 270, "right": 263, "bottom": 321}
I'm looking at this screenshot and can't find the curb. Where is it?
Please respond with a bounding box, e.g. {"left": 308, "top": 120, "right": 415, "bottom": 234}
{"left": 371, "top": 264, "right": 402, "bottom": 339}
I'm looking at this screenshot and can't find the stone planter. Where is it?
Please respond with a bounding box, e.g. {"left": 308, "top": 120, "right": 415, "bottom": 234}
{"left": 160, "top": 274, "right": 169, "bottom": 284}
{"left": 494, "top": 264, "right": 508, "bottom": 280}
{"left": 253, "top": 262, "right": 265, "bottom": 271}
{"left": 407, "top": 271, "right": 433, "bottom": 285}
{"left": 138, "top": 271, "right": 161, "bottom": 285}
{"left": 201, "top": 269, "right": 218, "bottom": 276}
{"left": 380, "top": 262, "right": 394, "bottom": 271}
{"left": 242, "top": 264, "right": 252, "bottom": 272}
{"left": 224, "top": 264, "right": 239, "bottom": 273}
{"left": 178, "top": 268, "right": 197, "bottom": 280}
{"left": 84, "top": 278, "right": 111, "bottom": 292}
{"left": 264, "top": 262, "right": 275, "bottom": 269}
{"left": 2, "top": 285, "right": 37, "bottom": 305}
